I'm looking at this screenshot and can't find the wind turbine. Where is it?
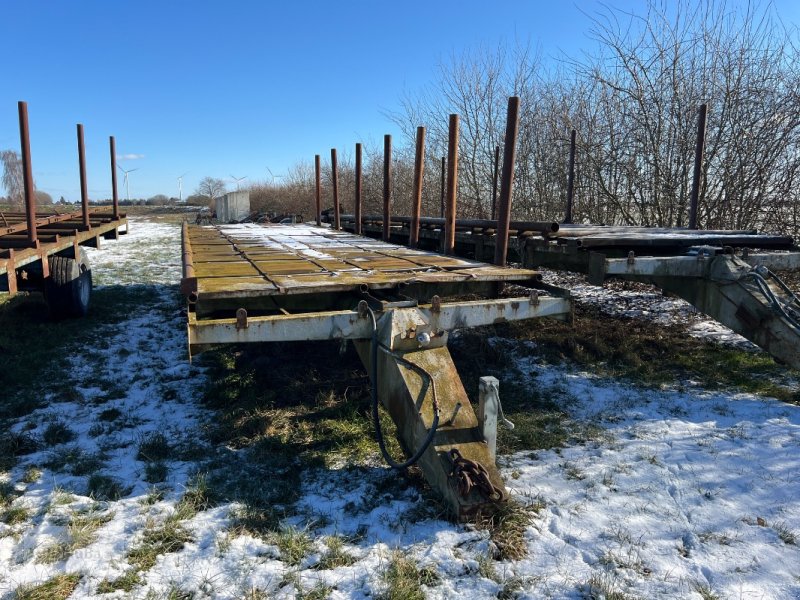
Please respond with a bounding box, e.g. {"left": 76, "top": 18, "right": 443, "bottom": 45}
{"left": 266, "top": 167, "right": 283, "bottom": 185}
{"left": 117, "top": 165, "right": 138, "bottom": 202}
{"left": 177, "top": 172, "right": 189, "bottom": 202}
{"left": 230, "top": 174, "right": 247, "bottom": 191}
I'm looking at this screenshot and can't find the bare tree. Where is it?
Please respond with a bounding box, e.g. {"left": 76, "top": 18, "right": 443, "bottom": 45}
{"left": 1, "top": 150, "right": 25, "bottom": 209}
{"left": 195, "top": 177, "right": 227, "bottom": 207}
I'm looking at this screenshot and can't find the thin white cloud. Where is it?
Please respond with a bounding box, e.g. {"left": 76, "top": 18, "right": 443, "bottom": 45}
{"left": 117, "top": 153, "right": 145, "bottom": 160}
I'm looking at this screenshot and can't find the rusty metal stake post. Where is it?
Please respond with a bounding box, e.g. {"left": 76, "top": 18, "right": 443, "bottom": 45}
{"left": 564, "top": 129, "right": 576, "bottom": 225}
{"left": 110, "top": 136, "right": 119, "bottom": 220}
{"left": 689, "top": 103, "right": 707, "bottom": 230}
{"left": 77, "top": 124, "right": 90, "bottom": 229}
{"left": 445, "top": 114, "right": 459, "bottom": 255}
{"left": 355, "top": 143, "right": 363, "bottom": 235}
{"left": 314, "top": 154, "right": 322, "bottom": 226}
{"left": 440, "top": 156, "right": 446, "bottom": 219}
{"left": 17, "top": 101, "right": 37, "bottom": 244}
{"left": 491, "top": 144, "right": 500, "bottom": 221}
{"left": 331, "top": 148, "right": 340, "bottom": 230}
{"left": 409, "top": 126, "right": 426, "bottom": 249}
{"left": 383, "top": 135, "right": 392, "bottom": 241}
{"left": 494, "top": 96, "right": 520, "bottom": 267}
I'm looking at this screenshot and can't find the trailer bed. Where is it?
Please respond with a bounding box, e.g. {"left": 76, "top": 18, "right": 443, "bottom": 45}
{"left": 0, "top": 209, "right": 128, "bottom": 294}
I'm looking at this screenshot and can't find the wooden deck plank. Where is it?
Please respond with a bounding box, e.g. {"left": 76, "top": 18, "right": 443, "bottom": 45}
{"left": 187, "top": 223, "right": 542, "bottom": 302}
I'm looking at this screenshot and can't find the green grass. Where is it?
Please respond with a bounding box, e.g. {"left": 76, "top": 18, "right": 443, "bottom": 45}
{"left": 498, "top": 304, "right": 800, "bottom": 403}
{"left": 273, "top": 526, "right": 313, "bottom": 566}
{"left": 38, "top": 507, "right": 114, "bottom": 563}
{"left": 380, "top": 551, "right": 430, "bottom": 600}
{"left": 42, "top": 421, "right": 76, "bottom": 446}
{"left": 86, "top": 473, "right": 130, "bottom": 500}
{"left": 0, "top": 286, "right": 165, "bottom": 421}
{"left": 13, "top": 573, "right": 81, "bottom": 600}
{"left": 126, "top": 518, "right": 193, "bottom": 571}
{"left": 2, "top": 505, "right": 30, "bottom": 525}
{"left": 136, "top": 431, "right": 172, "bottom": 462}
{"left": 42, "top": 445, "right": 106, "bottom": 476}
{"left": 316, "top": 535, "right": 357, "bottom": 570}
{"left": 96, "top": 570, "right": 142, "bottom": 594}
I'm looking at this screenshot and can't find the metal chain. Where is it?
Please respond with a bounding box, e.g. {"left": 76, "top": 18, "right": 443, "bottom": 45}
{"left": 448, "top": 448, "right": 506, "bottom": 503}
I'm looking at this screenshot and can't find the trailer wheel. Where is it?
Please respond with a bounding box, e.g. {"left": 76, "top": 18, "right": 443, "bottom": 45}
{"left": 46, "top": 249, "right": 92, "bottom": 319}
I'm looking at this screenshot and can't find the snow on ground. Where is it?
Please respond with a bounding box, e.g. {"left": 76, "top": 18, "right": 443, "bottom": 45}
{"left": 540, "top": 269, "right": 758, "bottom": 349}
{"left": 0, "top": 216, "right": 798, "bottom": 599}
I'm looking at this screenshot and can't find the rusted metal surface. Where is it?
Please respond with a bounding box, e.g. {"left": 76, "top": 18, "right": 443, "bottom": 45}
{"left": 491, "top": 144, "right": 500, "bottom": 221}
{"left": 340, "top": 214, "right": 559, "bottom": 235}
{"left": 689, "top": 103, "right": 708, "bottom": 230}
{"left": 409, "top": 126, "right": 425, "bottom": 249}
{"left": 314, "top": 154, "right": 322, "bottom": 226}
{"left": 445, "top": 114, "right": 459, "bottom": 255}
{"left": 110, "top": 136, "right": 120, "bottom": 220}
{"left": 188, "top": 295, "right": 569, "bottom": 349}
{"left": 330, "top": 148, "right": 340, "bottom": 230}
{"left": 354, "top": 143, "right": 363, "bottom": 235}
{"left": 18, "top": 102, "right": 37, "bottom": 245}
{"left": 494, "top": 96, "right": 520, "bottom": 267}
{"left": 0, "top": 210, "right": 127, "bottom": 292}
{"left": 565, "top": 129, "right": 576, "bottom": 224}
{"left": 383, "top": 135, "right": 392, "bottom": 242}
{"left": 77, "top": 124, "right": 91, "bottom": 229}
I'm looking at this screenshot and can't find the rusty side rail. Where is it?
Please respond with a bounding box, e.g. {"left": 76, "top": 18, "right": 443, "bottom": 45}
{"left": 181, "top": 220, "right": 197, "bottom": 301}
{"left": 338, "top": 214, "right": 559, "bottom": 236}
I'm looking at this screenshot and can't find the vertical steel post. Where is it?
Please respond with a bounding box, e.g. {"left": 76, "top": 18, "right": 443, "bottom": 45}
{"left": 383, "top": 134, "right": 392, "bottom": 241}
{"left": 494, "top": 96, "right": 520, "bottom": 267}
{"left": 409, "top": 126, "right": 426, "bottom": 249}
{"left": 491, "top": 144, "right": 500, "bottom": 221}
{"left": 77, "top": 124, "right": 90, "bottom": 229}
{"left": 354, "top": 143, "right": 362, "bottom": 235}
{"left": 110, "top": 136, "right": 119, "bottom": 220}
{"left": 689, "top": 103, "right": 708, "bottom": 230}
{"left": 564, "top": 128, "right": 576, "bottom": 225}
{"left": 444, "top": 114, "right": 459, "bottom": 255}
{"left": 17, "top": 101, "right": 37, "bottom": 244}
{"left": 314, "top": 154, "right": 322, "bottom": 226}
{"left": 330, "top": 148, "right": 340, "bottom": 230}
{"left": 440, "top": 156, "right": 445, "bottom": 219}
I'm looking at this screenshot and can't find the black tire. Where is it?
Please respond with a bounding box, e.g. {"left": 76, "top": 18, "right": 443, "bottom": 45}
{"left": 46, "top": 248, "right": 92, "bottom": 319}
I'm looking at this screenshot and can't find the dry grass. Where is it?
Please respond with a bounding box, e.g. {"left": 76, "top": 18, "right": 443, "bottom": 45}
{"left": 13, "top": 573, "right": 81, "bottom": 600}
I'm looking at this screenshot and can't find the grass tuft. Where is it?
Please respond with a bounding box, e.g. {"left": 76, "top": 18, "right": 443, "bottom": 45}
{"left": 136, "top": 431, "right": 172, "bottom": 462}
{"left": 126, "top": 518, "right": 193, "bottom": 571}
{"left": 96, "top": 570, "right": 142, "bottom": 594}
{"left": 2, "top": 505, "right": 31, "bottom": 525}
{"left": 42, "top": 421, "right": 76, "bottom": 446}
{"left": 87, "top": 473, "right": 130, "bottom": 501}
{"left": 273, "top": 526, "right": 312, "bottom": 566}
{"left": 12, "top": 573, "right": 81, "bottom": 600}
{"left": 380, "top": 550, "right": 427, "bottom": 600}
{"left": 316, "top": 535, "right": 357, "bottom": 570}
{"left": 475, "top": 500, "right": 533, "bottom": 561}
{"left": 38, "top": 507, "right": 114, "bottom": 564}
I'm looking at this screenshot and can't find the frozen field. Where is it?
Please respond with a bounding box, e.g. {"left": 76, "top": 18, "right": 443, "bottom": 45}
{"left": 1, "top": 216, "right": 798, "bottom": 599}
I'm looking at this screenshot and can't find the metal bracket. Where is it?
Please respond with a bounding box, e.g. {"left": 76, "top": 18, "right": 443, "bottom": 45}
{"left": 236, "top": 308, "right": 248, "bottom": 330}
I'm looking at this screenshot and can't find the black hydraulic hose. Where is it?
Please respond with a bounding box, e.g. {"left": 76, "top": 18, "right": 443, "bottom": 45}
{"left": 741, "top": 269, "right": 800, "bottom": 331}
{"left": 365, "top": 306, "right": 440, "bottom": 470}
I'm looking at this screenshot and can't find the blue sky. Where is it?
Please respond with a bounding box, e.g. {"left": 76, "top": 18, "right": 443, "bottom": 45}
{"left": 2, "top": 0, "right": 798, "bottom": 201}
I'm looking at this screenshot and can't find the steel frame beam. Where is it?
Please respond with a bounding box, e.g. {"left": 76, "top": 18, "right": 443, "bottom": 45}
{"left": 188, "top": 295, "right": 570, "bottom": 355}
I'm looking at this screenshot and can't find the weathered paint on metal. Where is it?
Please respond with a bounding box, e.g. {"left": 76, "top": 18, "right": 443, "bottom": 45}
{"left": 188, "top": 296, "right": 570, "bottom": 352}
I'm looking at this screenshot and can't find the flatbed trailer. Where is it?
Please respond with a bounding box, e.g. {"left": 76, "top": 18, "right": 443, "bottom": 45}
{"left": 337, "top": 213, "right": 800, "bottom": 371}
{"left": 181, "top": 222, "right": 572, "bottom": 518}
{"left": 0, "top": 209, "right": 128, "bottom": 317}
